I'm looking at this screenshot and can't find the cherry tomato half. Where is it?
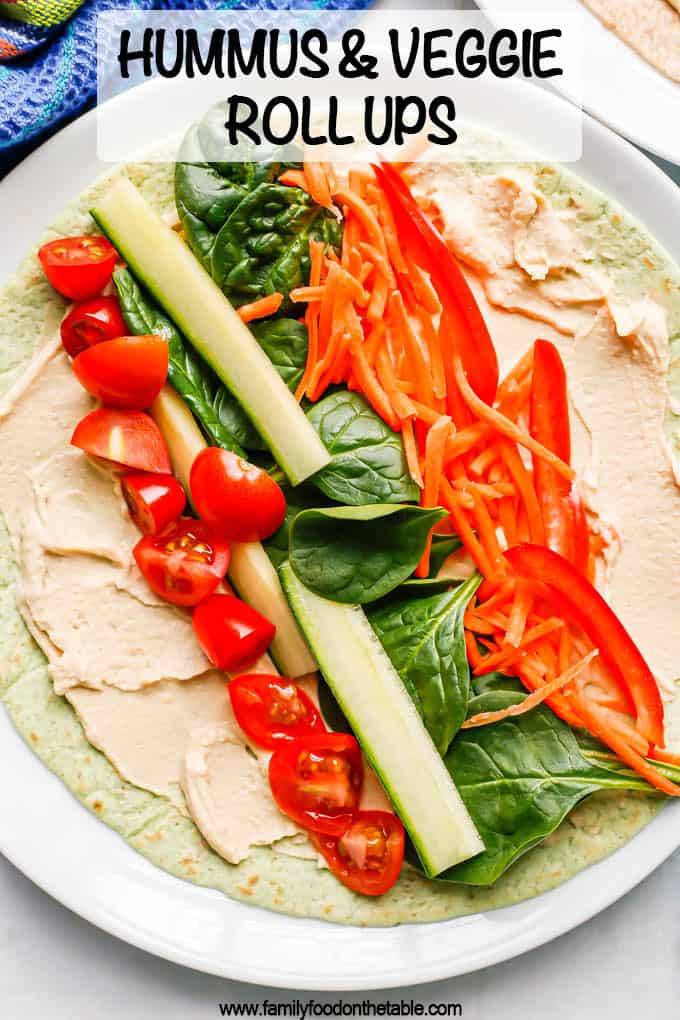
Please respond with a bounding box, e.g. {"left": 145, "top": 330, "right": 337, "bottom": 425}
{"left": 268, "top": 733, "right": 363, "bottom": 836}
{"left": 192, "top": 594, "right": 275, "bottom": 671}
{"left": 71, "top": 408, "right": 171, "bottom": 473}
{"left": 122, "top": 472, "right": 186, "bottom": 536}
{"left": 190, "top": 447, "right": 286, "bottom": 542}
{"left": 134, "top": 518, "right": 230, "bottom": 607}
{"left": 228, "top": 674, "right": 326, "bottom": 749}
{"left": 39, "top": 236, "right": 117, "bottom": 301}
{"left": 311, "top": 811, "right": 405, "bottom": 897}
{"left": 60, "top": 296, "right": 127, "bottom": 359}
{"left": 72, "top": 335, "right": 168, "bottom": 410}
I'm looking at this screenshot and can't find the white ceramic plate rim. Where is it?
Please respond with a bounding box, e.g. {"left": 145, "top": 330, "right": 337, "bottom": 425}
{"left": 1, "top": 90, "right": 680, "bottom": 991}
{"left": 476, "top": 0, "right": 680, "bottom": 167}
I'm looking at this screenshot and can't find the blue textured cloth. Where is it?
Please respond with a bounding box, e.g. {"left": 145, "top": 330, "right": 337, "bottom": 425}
{"left": 0, "top": 0, "right": 369, "bottom": 177}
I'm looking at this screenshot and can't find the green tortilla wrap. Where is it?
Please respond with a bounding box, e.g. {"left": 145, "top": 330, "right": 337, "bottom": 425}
{"left": 0, "top": 155, "right": 678, "bottom": 926}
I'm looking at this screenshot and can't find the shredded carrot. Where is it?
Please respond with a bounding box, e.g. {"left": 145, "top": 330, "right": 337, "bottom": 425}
{"left": 469, "top": 445, "right": 499, "bottom": 477}
{"left": 290, "top": 285, "right": 326, "bottom": 303}
{"left": 278, "top": 169, "right": 309, "bottom": 190}
{"left": 416, "top": 416, "right": 452, "bottom": 577}
{"left": 407, "top": 260, "right": 441, "bottom": 314}
{"left": 453, "top": 356, "right": 575, "bottom": 482}
{"left": 367, "top": 274, "right": 389, "bottom": 323}
{"left": 401, "top": 417, "right": 424, "bottom": 487}
{"left": 465, "top": 631, "right": 485, "bottom": 671}
{"left": 375, "top": 192, "right": 408, "bottom": 273}
{"left": 497, "top": 438, "right": 545, "bottom": 545}
{"left": 358, "top": 241, "right": 396, "bottom": 287}
{"left": 303, "top": 158, "right": 333, "bottom": 209}
{"left": 415, "top": 303, "right": 446, "bottom": 402}
{"left": 237, "top": 293, "right": 283, "bottom": 323}
{"left": 505, "top": 580, "right": 534, "bottom": 648}
{"left": 333, "top": 188, "right": 387, "bottom": 255}
{"left": 650, "top": 747, "right": 680, "bottom": 767}
{"left": 410, "top": 400, "right": 443, "bottom": 426}
{"left": 474, "top": 580, "right": 516, "bottom": 618}
{"left": 376, "top": 347, "right": 417, "bottom": 420}
{"left": 453, "top": 478, "right": 514, "bottom": 501}
{"left": 295, "top": 241, "right": 325, "bottom": 401}
{"left": 389, "top": 292, "right": 434, "bottom": 407}
{"left": 475, "top": 618, "right": 565, "bottom": 674}
{"left": 363, "top": 321, "right": 386, "bottom": 364}
{"left": 440, "top": 477, "right": 493, "bottom": 578}
{"left": 462, "top": 650, "right": 599, "bottom": 729}
{"left": 444, "top": 423, "right": 491, "bottom": 463}
{"left": 352, "top": 345, "right": 401, "bottom": 432}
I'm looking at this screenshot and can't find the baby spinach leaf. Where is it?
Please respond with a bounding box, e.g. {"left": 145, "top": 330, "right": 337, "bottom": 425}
{"left": 289, "top": 504, "right": 448, "bottom": 604}
{"left": 250, "top": 318, "right": 308, "bottom": 395}
{"left": 368, "top": 574, "right": 481, "bottom": 754}
{"left": 175, "top": 113, "right": 341, "bottom": 313}
{"left": 211, "top": 182, "right": 341, "bottom": 314}
{"left": 471, "top": 672, "right": 524, "bottom": 697}
{"left": 308, "top": 391, "right": 419, "bottom": 506}
{"left": 396, "top": 577, "right": 460, "bottom": 596}
{"left": 438, "top": 691, "right": 659, "bottom": 886}
{"left": 262, "top": 484, "right": 324, "bottom": 572}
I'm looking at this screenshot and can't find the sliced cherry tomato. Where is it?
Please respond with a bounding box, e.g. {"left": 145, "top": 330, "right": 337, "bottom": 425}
{"left": 373, "top": 161, "right": 499, "bottom": 406}
{"left": 268, "top": 733, "right": 363, "bottom": 836}
{"left": 505, "top": 543, "right": 665, "bottom": 748}
{"left": 190, "top": 447, "right": 286, "bottom": 542}
{"left": 134, "top": 518, "right": 229, "bottom": 607}
{"left": 71, "top": 408, "right": 171, "bottom": 473}
{"left": 311, "top": 811, "right": 405, "bottom": 896}
{"left": 193, "top": 594, "right": 275, "bottom": 670}
{"left": 72, "top": 335, "right": 168, "bottom": 410}
{"left": 60, "top": 296, "right": 127, "bottom": 358}
{"left": 228, "top": 674, "right": 325, "bottom": 749}
{"left": 38, "top": 236, "right": 117, "bottom": 301}
{"left": 121, "top": 472, "right": 186, "bottom": 535}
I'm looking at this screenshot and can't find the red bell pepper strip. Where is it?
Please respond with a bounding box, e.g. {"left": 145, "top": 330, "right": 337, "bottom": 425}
{"left": 530, "top": 340, "right": 590, "bottom": 574}
{"left": 372, "top": 162, "right": 499, "bottom": 406}
{"left": 505, "top": 543, "right": 665, "bottom": 748}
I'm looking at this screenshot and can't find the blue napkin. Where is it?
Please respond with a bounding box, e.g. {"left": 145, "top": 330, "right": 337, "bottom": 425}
{"left": 0, "top": 0, "right": 369, "bottom": 177}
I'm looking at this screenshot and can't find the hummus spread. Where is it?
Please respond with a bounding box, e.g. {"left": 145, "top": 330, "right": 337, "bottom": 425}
{"left": 0, "top": 159, "right": 678, "bottom": 887}
{"left": 411, "top": 165, "right": 680, "bottom": 696}
{"left": 582, "top": 0, "right": 680, "bottom": 83}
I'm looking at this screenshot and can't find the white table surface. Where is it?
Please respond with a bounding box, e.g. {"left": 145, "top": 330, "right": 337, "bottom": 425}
{"left": 1, "top": 3, "right": 680, "bottom": 1013}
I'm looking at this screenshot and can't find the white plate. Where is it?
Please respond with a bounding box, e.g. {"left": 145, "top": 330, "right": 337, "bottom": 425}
{"left": 476, "top": 0, "right": 680, "bottom": 166}
{"left": 1, "top": 91, "right": 680, "bottom": 991}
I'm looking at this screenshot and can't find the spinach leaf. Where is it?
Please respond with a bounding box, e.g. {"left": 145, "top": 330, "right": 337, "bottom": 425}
{"left": 113, "top": 268, "right": 249, "bottom": 456}
{"left": 471, "top": 672, "right": 524, "bottom": 697}
{"left": 368, "top": 574, "right": 481, "bottom": 754}
{"left": 308, "top": 391, "right": 419, "bottom": 506}
{"left": 175, "top": 114, "right": 341, "bottom": 313}
{"left": 439, "top": 691, "right": 659, "bottom": 886}
{"left": 396, "top": 577, "right": 461, "bottom": 596}
{"left": 212, "top": 183, "right": 342, "bottom": 314}
{"left": 289, "top": 504, "right": 448, "bottom": 604}
{"left": 262, "top": 484, "right": 324, "bottom": 572}
{"left": 250, "top": 318, "right": 308, "bottom": 395}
